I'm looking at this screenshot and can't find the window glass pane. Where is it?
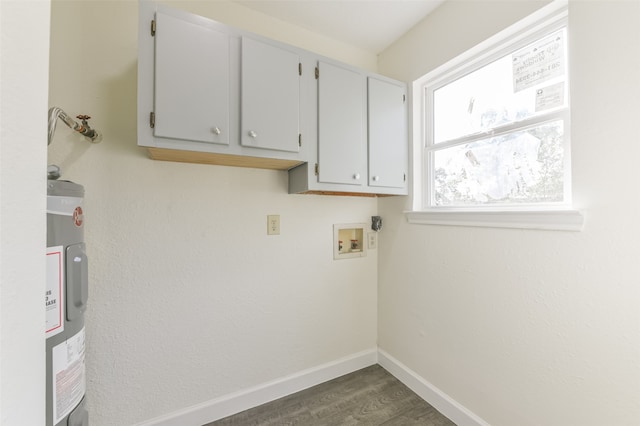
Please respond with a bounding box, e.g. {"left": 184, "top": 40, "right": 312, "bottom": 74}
{"left": 433, "top": 120, "right": 564, "bottom": 206}
{"left": 433, "top": 29, "right": 566, "bottom": 144}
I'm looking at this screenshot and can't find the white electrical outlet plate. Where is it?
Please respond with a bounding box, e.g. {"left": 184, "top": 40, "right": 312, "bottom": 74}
{"left": 368, "top": 232, "right": 377, "bottom": 249}
{"left": 267, "top": 215, "right": 280, "bottom": 235}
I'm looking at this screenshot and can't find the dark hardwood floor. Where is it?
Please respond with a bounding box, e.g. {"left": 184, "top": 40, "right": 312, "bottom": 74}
{"left": 205, "top": 364, "right": 456, "bottom": 426}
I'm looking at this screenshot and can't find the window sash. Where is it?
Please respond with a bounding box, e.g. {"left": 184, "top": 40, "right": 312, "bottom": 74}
{"left": 425, "top": 112, "right": 571, "bottom": 209}
{"left": 422, "top": 11, "right": 568, "bottom": 119}
{"left": 426, "top": 108, "right": 568, "bottom": 152}
{"left": 424, "top": 111, "right": 572, "bottom": 211}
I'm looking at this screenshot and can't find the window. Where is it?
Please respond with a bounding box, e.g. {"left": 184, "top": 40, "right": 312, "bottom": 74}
{"left": 409, "top": 1, "right": 583, "bottom": 230}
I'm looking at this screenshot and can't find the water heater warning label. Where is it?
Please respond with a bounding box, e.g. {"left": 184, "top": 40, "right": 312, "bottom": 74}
{"left": 46, "top": 246, "right": 64, "bottom": 338}
{"left": 53, "top": 327, "right": 86, "bottom": 424}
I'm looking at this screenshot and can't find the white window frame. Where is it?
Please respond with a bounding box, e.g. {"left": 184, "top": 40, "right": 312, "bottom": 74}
{"left": 408, "top": 0, "right": 583, "bottom": 231}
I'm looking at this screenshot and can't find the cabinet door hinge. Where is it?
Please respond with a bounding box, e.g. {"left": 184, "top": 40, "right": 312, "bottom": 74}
{"left": 298, "top": 63, "right": 302, "bottom": 76}
{"left": 149, "top": 112, "right": 155, "bottom": 128}
{"left": 314, "top": 163, "right": 319, "bottom": 176}
{"left": 315, "top": 66, "right": 319, "bottom": 79}
{"left": 151, "top": 19, "right": 156, "bottom": 36}
{"left": 298, "top": 133, "right": 302, "bottom": 147}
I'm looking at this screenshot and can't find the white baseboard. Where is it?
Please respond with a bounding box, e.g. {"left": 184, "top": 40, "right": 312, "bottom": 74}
{"left": 136, "top": 348, "right": 487, "bottom": 426}
{"left": 135, "top": 348, "right": 378, "bottom": 426}
{"left": 377, "top": 348, "right": 490, "bottom": 426}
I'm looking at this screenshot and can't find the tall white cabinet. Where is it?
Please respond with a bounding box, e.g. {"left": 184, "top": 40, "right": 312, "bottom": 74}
{"left": 153, "top": 10, "right": 230, "bottom": 146}
{"left": 241, "top": 37, "right": 300, "bottom": 153}
{"left": 317, "top": 61, "right": 366, "bottom": 187}
{"left": 138, "top": 1, "right": 408, "bottom": 196}
{"left": 367, "top": 77, "right": 408, "bottom": 190}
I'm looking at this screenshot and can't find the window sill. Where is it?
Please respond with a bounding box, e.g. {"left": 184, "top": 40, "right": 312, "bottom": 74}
{"left": 405, "top": 209, "right": 584, "bottom": 231}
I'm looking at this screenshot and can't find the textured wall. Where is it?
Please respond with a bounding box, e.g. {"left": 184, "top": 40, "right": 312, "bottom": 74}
{"left": 0, "top": 2, "right": 49, "bottom": 425}
{"left": 48, "top": 1, "right": 378, "bottom": 424}
{"left": 378, "top": 1, "right": 640, "bottom": 425}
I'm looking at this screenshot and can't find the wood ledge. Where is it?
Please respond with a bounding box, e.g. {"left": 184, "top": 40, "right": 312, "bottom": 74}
{"left": 147, "top": 147, "right": 303, "bottom": 171}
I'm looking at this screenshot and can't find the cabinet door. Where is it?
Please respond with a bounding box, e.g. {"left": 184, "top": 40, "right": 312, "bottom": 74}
{"left": 318, "top": 61, "right": 365, "bottom": 186}
{"left": 241, "top": 37, "right": 300, "bottom": 153}
{"left": 368, "top": 77, "right": 407, "bottom": 189}
{"left": 154, "top": 10, "right": 229, "bottom": 145}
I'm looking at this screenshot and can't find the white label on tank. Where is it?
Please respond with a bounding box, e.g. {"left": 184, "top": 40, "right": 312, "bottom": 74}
{"left": 46, "top": 246, "right": 64, "bottom": 338}
{"left": 52, "top": 327, "right": 86, "bottom": 424}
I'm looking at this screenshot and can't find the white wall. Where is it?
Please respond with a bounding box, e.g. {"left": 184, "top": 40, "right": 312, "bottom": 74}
{"left": 48, "top": 1, "right": 378, "bottom": 424}
{"left": 0, "top": 2, "right": 50, "bottom": 426}
{"left": 378, "top": 1, "right": 640, "bottom": 425}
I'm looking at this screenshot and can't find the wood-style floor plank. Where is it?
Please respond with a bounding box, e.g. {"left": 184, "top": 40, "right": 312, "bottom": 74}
{"left": 205, "top": 365, "right": 456, "bottom": 426}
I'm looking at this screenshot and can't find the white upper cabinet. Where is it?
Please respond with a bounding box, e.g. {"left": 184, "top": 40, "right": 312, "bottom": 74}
{"left": 154, "top": 10, "right": 229, "bottom": 145}
{"left": 368, "top": 77, "right": 407, "bottom": 189}
{"left": 139, "top": 2, "right": 408, "bottom": 193}
{"left": 288, "top": 69, "right": 408, "bottom": 196}
{"left": 241, "top": 37, "right": 300, "bottom": 153}
{"left": 317, "top": 61, "right": 365, "bottom": 186}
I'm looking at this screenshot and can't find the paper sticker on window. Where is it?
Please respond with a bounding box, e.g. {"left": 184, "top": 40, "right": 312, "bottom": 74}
{"left": 513, "top": 30, "right": 565, "bottom": 93}
{"left": 535, "top": 82, "right": 565, "bottom": 112}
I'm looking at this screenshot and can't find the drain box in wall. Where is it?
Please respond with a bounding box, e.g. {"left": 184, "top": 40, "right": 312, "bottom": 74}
{"left": 334, "top": 223, "right": 367, "bottom": 260}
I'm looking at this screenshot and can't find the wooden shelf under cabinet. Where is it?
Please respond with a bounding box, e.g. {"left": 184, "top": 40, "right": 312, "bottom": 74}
{"left": 146, "top": 147, "right": 304, "bottom": 171}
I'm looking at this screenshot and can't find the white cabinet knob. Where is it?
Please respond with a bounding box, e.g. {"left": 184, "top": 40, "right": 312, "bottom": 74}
{"left": 213, "top": 127, "right": 221, "bottom": 135}
{"left": 373, "top": 176, "right": 380, "bottom": 182}
{"left": 248, "top": 130, "right": 258, "bottom": 138}
{"left": 353, "top": 173, "right": 360, "bottom": 180}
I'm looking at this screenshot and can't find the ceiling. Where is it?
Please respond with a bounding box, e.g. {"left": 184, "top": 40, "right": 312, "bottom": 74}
{"left": 232, "top": 0, "right": 445, "bottom": 54}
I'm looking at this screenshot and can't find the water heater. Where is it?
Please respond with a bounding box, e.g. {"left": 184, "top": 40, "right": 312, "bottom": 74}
{"left": 46, "top": 179, "right": 89, "bottom": 426}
